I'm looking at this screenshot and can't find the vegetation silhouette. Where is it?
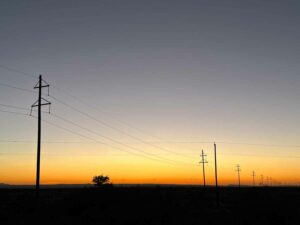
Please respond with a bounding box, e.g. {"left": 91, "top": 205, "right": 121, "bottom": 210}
{"left": 92, "top": 175, "right": 111, "bottom": 187}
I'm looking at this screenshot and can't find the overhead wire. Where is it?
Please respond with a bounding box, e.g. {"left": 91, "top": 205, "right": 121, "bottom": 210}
{"left": 49, "top": 95, "right": 196, "bottom": 160}
{"left": 0, "top": 108, "right": 188, "bottom": 165}
{"left": 0, "top": 71, "right": 204, "bottom": 159}
{"left": 0, "top": 82, "right": 36, "bottom": 94}
{"left": 49, "top": 112, "right": 196, "bottom": 166}
{"left": 0, "top": 108, "right": 189, "bottom": 165}
{"left": 0, "top": 103, "right": 29, "bottom": 111}
{"left": 0, "top": 64, "right": 205, "bottom": 159}
{"left": 0, "top": 139, "right": 94, "bottom": 144}
{"left": 0, "top": 109, "right": 29, "bottom": 116}
{"left": 1, "top": 65, "right": 299, "bottom": 149}
{"left": 0, "top": 64, "right": 37, "bottom": 79}
{"left": 0, "top": 88, "right": 299, "bottom": 149}
{"left": 34, "top": 115, "right": 189, "bottom": 166}
{"left": 50, "top": 84, "right": 200, "bottom": 158}
{"left": 0, "top": 102, "right": 196, "bottom": 162}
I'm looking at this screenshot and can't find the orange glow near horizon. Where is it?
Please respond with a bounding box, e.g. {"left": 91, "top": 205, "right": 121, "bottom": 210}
{"left": 1, "top": 142, "right": 299, "bottom": 186}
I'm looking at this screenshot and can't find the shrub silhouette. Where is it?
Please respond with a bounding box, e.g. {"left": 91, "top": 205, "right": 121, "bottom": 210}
{"left": 92, "top": 175, "right": 110, "bottom": 186}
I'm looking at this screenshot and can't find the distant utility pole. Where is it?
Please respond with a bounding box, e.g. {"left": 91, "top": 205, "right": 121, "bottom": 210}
{"left": 236, "top": 164, "right": 241, "bottom": 188}
{"left": 260, "top": 175, "right": 264, "bottom": 186}
{"left": 30, "top": 75, "right": 51, "bottom": 195}
{"left": 252, "top": 171, "right": 256, "bottom": 187}
{"left": 214, "top": 143, "right": 220, "bottom": 206}
{"left": 199, "top": 149, "right": 208, "bottom": 187}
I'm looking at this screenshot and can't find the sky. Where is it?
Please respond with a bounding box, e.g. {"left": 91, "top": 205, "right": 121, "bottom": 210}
{"left": 0, "top": 0, "right": 299, "bottom": 185}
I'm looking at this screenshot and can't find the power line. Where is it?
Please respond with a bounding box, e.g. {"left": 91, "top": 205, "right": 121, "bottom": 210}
{"left": 35, "top": 115, "right": 185, "bottom": 166}
{"left": 0, "top": 109, "right": 29, "bottom": 116}
{"left": 50, "top": 82, "right": 217, "bottom": 160}
{"left": 49, "top": 112, "right": 195, "bottom": 166}
{"left": 50, "top": 83, "right": 213, "bottom": 157}
{"left": 119, "top": 140, "right": 300, "bottom": 148}
{"left": 218, "top": 152, "right": 300, "bottom": 158}
{"left": 51, "top": 84, "right": 181, "bottom": 143}
{"left": 1, "top": 65, "right": 197, "bottom": 156}
{"left": 49, "top": 95, "right": 196, "bottom": 160}
{"left": 1, "top": 81, "right": 299, "bottom": 149}
{"left": 0, "top": 103, "right": 29, "bottom": 111}
{"left": 0, "top": 64, "right": 37, "bottom": 79}
{"left": 28, "top": 115, "right": 190, "bottom": 166}
{"left": 0, "top": 139, "right": 96, "bottom": 144}
{"left": 0, "top": 136, "right": 299, "bottom": 159}
{"left": 217, "top": 141, "right": 300, "bottom": 148}
{"left": 0, "top": 140, "right": 34, "bottom": 143}
{"left": 1, "top": 65, "right": 299, "bottom": 150}
{"left": 1, "top": 104, "right": 300, "bottom": 158}
{"left": 0, "top": 82, "right": 35, "bottom": 94}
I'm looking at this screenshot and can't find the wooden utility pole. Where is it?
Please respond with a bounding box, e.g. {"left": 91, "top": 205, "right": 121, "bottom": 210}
{"left": 214, "top": 143, "right": 220, "bottom": 206}
{"left": 31, "top": 75, "right": 51, "bottom": 196}
{"left": 199, "top": 150, "right": 208, "bottom": 187}
{"left": 252, "top": 171, "right": 256, "bottom": 187}
{"left": 236, "top": 164, "right": 241, "bottom": 188}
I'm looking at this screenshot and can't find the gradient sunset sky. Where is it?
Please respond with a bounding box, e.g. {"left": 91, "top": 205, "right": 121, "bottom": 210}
{"left": 0, "top": 0, "right": 299, "bottom": 185}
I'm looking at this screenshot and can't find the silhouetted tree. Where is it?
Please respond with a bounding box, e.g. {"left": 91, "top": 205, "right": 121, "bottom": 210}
{"left": 92, "top": 175, "right": 110, "bottom": 186}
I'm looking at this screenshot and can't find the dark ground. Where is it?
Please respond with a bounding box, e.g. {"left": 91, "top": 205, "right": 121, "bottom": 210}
{"left": 1, "top": 186, "right": 300, "bottom": 225}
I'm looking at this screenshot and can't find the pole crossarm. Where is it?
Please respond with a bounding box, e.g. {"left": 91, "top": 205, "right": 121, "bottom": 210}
{"left": 199, "top": 150, "right": 208, "bottom": 164}
{"left": 199, "top": 149, "right": 208, "bottom": 187}
{"left": 34, "top": 78, "right": 50, "bottom": 95}
{"left": 31, "top": 99, "right": 51, "bottom": 107}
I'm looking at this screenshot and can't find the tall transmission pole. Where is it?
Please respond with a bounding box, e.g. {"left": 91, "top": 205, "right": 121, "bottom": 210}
{"left": 214, "top": 143, "right": 220, "bottom": 206}
{"left": 30, "top": 75, "right": 51, "bottom": 195}
{"left": 236, "top": 164, "right": 241, "bottom": 188}
{"left": 252, "top": 171, "right": 256, "bottom": 187}
{"left": 199, "top": 149, "right": 208, "bottom": 187}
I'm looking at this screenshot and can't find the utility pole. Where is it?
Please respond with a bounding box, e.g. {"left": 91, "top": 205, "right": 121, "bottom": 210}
{"left": 214, "top": 143, "right": 220, "bottom": 206}
{"left": 199, "top": 149, "right": 208, "bottom": 187}
{"left": 252, "top": 171, "right": 256, "bottom": 187}
{"left": 31, "top": 75, "right": 51, "bottom": 196}
{"left": 260, "top": 175, "right": 264, "bottom": 186}
{"left": 236, "top": 164, "right": 241, "bottom": 188}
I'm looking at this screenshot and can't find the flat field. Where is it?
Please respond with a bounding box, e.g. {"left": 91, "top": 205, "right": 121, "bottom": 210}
{"left": 1, "top": 186, "right": 299, "bottom": 225}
